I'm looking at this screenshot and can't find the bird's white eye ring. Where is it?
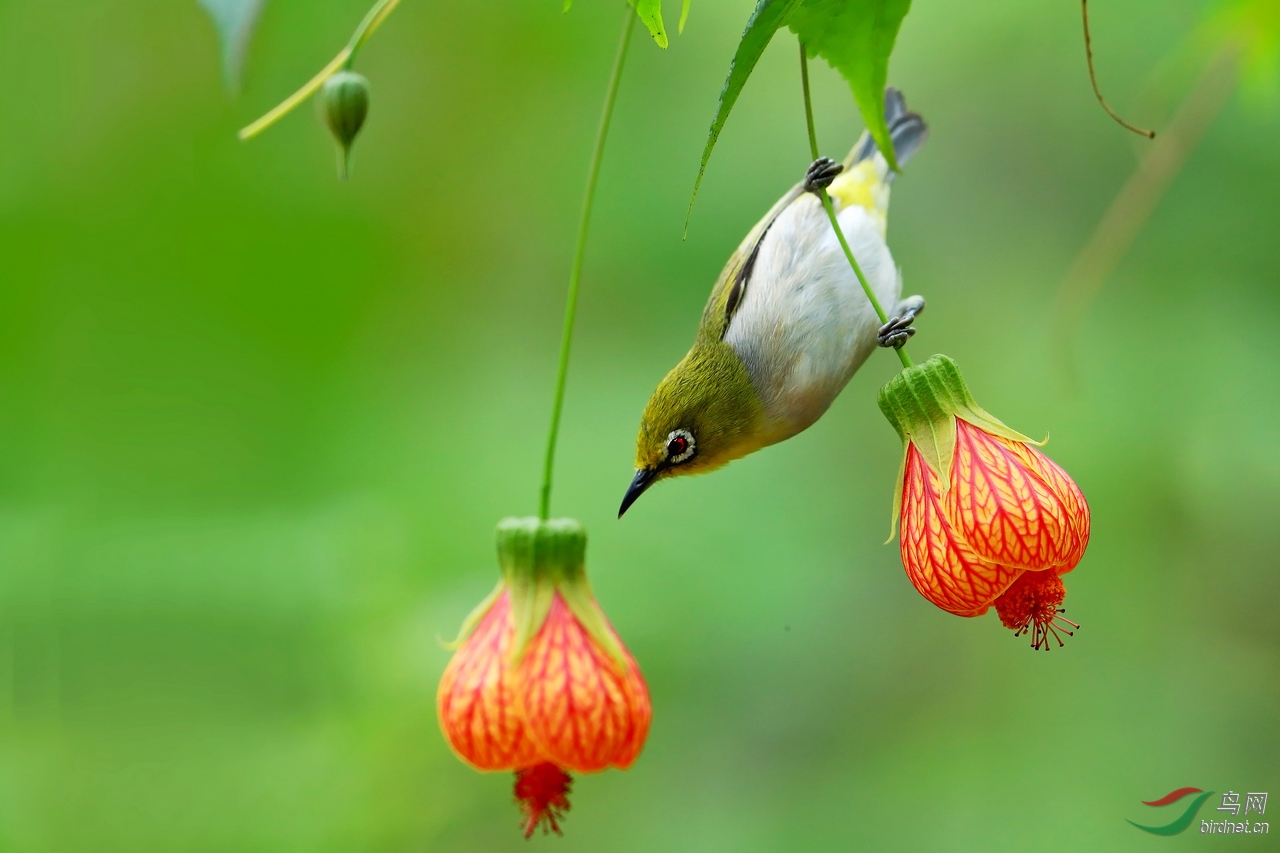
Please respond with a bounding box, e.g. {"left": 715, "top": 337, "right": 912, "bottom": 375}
{"left": 665, "top": 429, "right": 696, "bottom": 464}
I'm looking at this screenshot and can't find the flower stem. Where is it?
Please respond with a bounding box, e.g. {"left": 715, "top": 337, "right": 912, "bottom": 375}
{"left": 799, "top": 42, "right": 911, "bottom": 370}
{"left": 239, "top": 0, "right": 405, "bottom": 141}
{"left": 539, "top": 6, "right": 637, "bottom": 520}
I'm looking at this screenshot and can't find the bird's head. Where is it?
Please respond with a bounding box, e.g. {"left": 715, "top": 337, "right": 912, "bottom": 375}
{"left": 619, "top": 341, "right": 766, "bottom": 517}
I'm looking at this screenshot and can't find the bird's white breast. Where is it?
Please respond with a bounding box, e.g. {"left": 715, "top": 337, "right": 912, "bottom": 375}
{"left": 723, "top": 192, "right": 901, "bottom": 441}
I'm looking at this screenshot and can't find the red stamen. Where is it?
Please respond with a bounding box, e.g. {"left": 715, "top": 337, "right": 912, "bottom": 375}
{"left": 994, "top": 571, "right": 1078, "bottom": 651}
{"left": 514, "top": 763, "right": 573, "bottom": 838}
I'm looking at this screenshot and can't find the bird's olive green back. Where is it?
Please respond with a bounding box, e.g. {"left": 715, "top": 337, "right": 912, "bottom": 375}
{"left": 699, "top": 182, "right": 806, "bottom": 341}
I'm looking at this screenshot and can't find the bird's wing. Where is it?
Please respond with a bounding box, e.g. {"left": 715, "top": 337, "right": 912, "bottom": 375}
{"left": 699, "top": 182, "right": 805, "bottom": 341}
{"left": 698, "top": 88, "right": 928, "bottom": 342}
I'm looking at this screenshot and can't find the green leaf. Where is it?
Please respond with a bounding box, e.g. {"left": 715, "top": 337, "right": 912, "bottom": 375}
{"left": 630, "top": 0, "right": 670, "bottom": 48}
{"left": 562, "top": 0, "right": 670, "bottom": 47}
{"left": 198, "top": 0, "right": 265, "bottom": 92}
{"left": 687, "top": 0, "right": 913, "bottom": 227}
{"left": 686, "top": 0, "right": 804, "bottom": 230}
{"left": 679, "top": 0, "right": 692, "bottom": 34}
{"left": 788, "top": 0, "right": 913, "bottom": 171}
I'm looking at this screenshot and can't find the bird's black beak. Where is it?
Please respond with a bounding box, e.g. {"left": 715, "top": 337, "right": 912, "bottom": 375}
{"left": 618, "top": 468, "right": 658, "bottom": 518}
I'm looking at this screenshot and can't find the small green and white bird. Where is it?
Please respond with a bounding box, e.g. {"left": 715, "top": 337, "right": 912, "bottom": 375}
{"left": 620, "top": 88, "right": 928, "bottom": 517}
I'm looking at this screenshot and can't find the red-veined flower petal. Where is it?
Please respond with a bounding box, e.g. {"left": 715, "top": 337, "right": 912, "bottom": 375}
{"left": 437, "top": 590, "right": 543, "bottom": 771}
{"left": 1003, "top": 436, "right": 1091, "bottom": 571}
{"left": 900, "top": 443, "right": 1022, "bottom": 616}
{"left": 515, "top": 593, "right": 651, "bottom": 772}
{"left": 948, "top": 419, "right": 1086, "bottom": 572}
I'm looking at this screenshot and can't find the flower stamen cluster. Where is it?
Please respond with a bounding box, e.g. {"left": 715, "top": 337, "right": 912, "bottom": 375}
{"left": 514, "top": 762, "right": 573, "bottom": 837}
{"left": 994, "top": 570, "right": 1080, "bottom": 650}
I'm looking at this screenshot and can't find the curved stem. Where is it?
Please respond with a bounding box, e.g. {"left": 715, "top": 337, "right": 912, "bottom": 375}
{"left": 1053, "top": 43, "right": 1237, "bottom": 382}
{"left": 239, "top": 0, "right": 404, "bottom": 141}
{"left": 799, "top": 43, "right": 911, "bottom": 369}
{"left": 239, "top": 49, "right": 352, "bottom": 141}
{"left": 539, "top": 6, "right": 637, "bottom": 520}
{"left": 1081, "top": 0, "right": 1155, "bottom": 139}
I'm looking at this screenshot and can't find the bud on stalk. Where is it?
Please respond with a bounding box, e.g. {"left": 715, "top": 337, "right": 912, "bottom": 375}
{"left": 320, "top": 70, "right": 370, "bottom": 180}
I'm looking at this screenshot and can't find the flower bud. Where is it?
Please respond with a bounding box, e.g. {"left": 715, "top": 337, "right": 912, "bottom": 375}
{"left": 320, "top": 70, "right": 370, "bottom": 179}
{"left": 437, "top": 517, "right": 650, "bottom": 836}
{"left": 879, "top": 355, "right": 1090, "bottom": 648}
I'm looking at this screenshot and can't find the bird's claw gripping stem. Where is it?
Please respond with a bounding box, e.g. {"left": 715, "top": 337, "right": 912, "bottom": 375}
{"left": 877, "top": 317, "right": 915, "bottom": 348}
{"left": 804, "top": 157, "right": 843, "bottom": 194}
{"left": 878, "top": 296, "right": 925, "bottom": 349}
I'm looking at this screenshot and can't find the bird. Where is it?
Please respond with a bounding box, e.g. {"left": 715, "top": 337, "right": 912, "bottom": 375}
{"left": 619, "top": 88, "right": 929, "bottom": 517}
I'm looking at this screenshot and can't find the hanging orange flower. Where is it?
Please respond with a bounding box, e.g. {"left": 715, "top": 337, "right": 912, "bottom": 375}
{"left": 437, "top": 518, "right": 651, "bottom": 836}
{"left": 879, "top": 355, "right": 1090, "bottom": 648}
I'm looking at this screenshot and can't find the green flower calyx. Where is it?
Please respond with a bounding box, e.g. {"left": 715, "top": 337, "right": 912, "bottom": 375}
{"left": 878, "top": 354, "right": 1036, "bottom": 484}
{"left": 877, "top": 355, "right": 1039, "bottom": 541}
{"left": 451, "top": 518, "right": 626, "bottom": 667}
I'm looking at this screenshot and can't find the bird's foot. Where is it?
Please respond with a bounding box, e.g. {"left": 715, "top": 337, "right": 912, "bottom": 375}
{"left": 878, "top": 295, "right": 925, "bottom": 349}
{"left": 804, "top": 157, "right": 844, "bottom": 194}
{"left": 877, "top": 318, "right": 915, "bottom": 348}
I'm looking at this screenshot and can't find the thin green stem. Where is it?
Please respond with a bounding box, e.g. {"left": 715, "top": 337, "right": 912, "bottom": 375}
{"left": 347, "top": 0, "right": 404, "bottom": 63}
{"left": 800, "top": 43, "right": 819, "bottom": 161}
{"left": 239, "top": 0, "right": 404, "bottom": 141}
{"left": 799, "top": 42, "right": 912, "bottom": 369}
{"left": 539, "top": 6, "right": 637, "bottom": 520}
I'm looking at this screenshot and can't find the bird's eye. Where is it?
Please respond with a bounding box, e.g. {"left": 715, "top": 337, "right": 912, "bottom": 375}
{"left": 665, "top": 429, "right": 696, "bottom": 464}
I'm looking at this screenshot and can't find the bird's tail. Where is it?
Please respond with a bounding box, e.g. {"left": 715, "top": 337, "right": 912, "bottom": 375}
{"left": 845, "top": 88, "right": 928, "bottom": 183}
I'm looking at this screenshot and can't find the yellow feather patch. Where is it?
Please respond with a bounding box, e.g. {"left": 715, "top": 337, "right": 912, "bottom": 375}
{"left": 827, "top": 161, "right": 888, "bottom": 234}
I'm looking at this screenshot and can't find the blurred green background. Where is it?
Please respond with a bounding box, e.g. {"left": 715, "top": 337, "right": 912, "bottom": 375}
{"left": 1, "top": 0, "right": 1277, "bottom": 850}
